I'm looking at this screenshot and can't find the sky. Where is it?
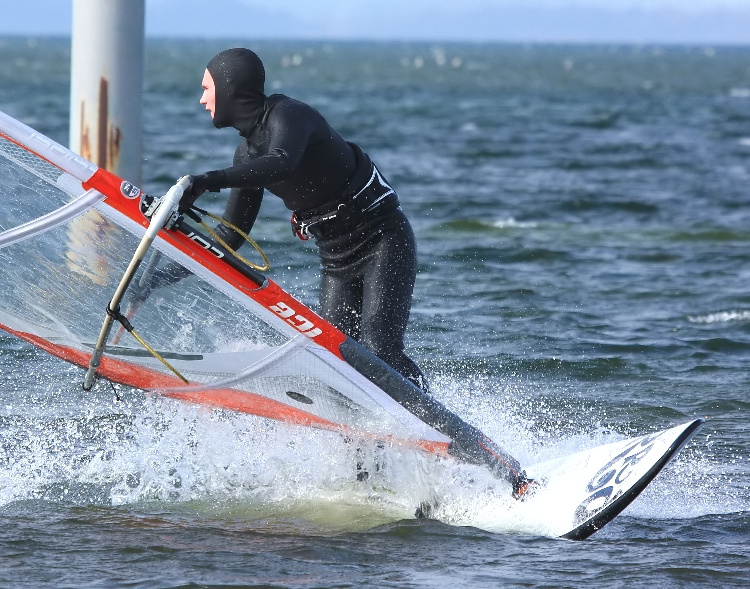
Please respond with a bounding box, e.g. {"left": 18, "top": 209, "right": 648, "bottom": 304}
{"left": 2, "top": 0, "right": 750, "bottom": 45}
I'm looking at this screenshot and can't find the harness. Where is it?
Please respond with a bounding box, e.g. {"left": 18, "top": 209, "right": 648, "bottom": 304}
{"left": 291, "top": 160, "right": 398, "bottom": 241}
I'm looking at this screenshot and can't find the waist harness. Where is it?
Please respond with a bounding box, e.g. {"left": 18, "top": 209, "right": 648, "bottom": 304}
{"left": 291, "top": 146, "right": 399, "bottom": 240}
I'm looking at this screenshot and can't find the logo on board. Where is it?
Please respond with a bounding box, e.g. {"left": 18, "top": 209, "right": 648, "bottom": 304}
{"left": 574, "top": 431, "right": 662, "bottom": 525}
{"left": 269, "top": 302, "right": 323, "bottom": 338}
{"left": 120, "top": 181, "right": 142, "bottom": 199}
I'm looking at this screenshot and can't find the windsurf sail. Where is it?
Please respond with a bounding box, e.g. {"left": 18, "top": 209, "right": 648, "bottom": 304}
{"left": 0, "top": 109, "right": 526, "bottom": 488}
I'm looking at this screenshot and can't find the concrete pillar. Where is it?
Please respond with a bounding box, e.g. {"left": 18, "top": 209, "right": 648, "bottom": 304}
{"left": 69, "top": 0, "right": 145, "bottom": 184}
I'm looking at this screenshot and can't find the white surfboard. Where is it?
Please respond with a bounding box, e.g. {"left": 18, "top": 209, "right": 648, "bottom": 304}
{"left": 523, "top": 419, "right": 705, "bottom": 539}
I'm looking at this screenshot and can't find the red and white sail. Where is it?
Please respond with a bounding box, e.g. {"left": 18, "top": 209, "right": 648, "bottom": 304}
{"left": 0, "top": 109, "right": 452, "bottom": 453}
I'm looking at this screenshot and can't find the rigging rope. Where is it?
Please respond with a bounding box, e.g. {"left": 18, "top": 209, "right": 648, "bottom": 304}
{"left": 192, "top": 206, "right": 270, "bottom": 272}
{"left": 106, "top": 304, "right": 189, "bottom": 384}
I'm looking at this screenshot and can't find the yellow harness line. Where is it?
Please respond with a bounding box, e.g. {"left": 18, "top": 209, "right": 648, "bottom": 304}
{"left": 129, "top": 327, "right": 190, "bottom": 384}
{"left": 197, "top": 210, "right": 270, "bottom": 272}
{"left": 116, "top": 211, "right": 270, "bottom": 386}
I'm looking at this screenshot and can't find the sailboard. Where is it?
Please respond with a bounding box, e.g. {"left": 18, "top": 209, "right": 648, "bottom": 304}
{"left": 522, "top": 418, "right": 704, "bottom": 539}
{"left": 0, "top": 109, "right": 704, "bottom": 539}
{"left": 0, "top": 108, "right": 526, "bottom": 474}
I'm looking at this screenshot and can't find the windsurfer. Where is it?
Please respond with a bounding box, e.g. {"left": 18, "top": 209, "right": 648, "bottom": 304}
{"left": 179, "top": 48, "right": 534, "bottom": 499}
{"left": 179, "top": 48, "right": 428, "bottom": 393}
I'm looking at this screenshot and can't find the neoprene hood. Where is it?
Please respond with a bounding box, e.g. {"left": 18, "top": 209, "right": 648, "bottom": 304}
{"left": 206, "top": 48, "right": 266, "bottom": 135}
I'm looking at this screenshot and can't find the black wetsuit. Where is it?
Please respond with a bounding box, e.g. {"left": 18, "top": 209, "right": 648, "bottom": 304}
{"left": 187, "top": 48, "right": 427, "bottom": 390}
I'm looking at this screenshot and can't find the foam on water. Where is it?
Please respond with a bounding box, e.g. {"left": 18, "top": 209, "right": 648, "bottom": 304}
{"left": 688, "top": 310, "right": 750, "bottom": 324}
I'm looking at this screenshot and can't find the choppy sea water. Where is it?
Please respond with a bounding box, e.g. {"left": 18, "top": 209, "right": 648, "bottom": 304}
{"left": 1, "top": 37, "right": 749, "bottom": 588}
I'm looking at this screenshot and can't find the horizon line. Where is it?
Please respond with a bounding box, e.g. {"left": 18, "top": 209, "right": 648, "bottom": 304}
{"left": 2, "top": 34, "right": 750, "bottom": 48}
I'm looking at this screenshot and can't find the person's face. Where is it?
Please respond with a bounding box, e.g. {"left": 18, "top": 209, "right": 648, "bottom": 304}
{"left": 200, "top": 69, "right": 216, "bottom": 118}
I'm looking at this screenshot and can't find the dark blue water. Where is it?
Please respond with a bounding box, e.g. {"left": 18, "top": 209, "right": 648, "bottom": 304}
{"left": 1, "top": 37, "right": 749, "bottom": 587}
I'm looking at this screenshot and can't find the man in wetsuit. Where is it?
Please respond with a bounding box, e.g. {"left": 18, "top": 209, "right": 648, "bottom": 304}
{"left": 180, "top": 48, "right": 533, "bottom": 499}
{"left": 180, "top": 48, "right": 427, "bottom": 392}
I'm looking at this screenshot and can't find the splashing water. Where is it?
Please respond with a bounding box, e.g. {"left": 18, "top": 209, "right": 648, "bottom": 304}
{"left": 1, "top": 351, "right": 741, "bottom": 539}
